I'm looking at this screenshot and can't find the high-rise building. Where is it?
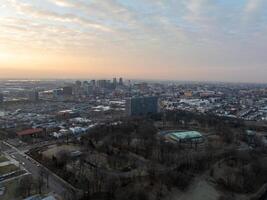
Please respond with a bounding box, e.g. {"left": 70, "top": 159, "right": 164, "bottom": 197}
{"left": 28, "top": 91, "right": 39, "bottom": 102}
{"left": 119, "top": 77, "right": 123, "bottom": 86}
{"left": 75, "top": 80, "right": 82, "bottom": 87}
{"left": 84, "top": 84, "right": 94, "bottom": 95}
{"left": 126, "top": 96, "right": 159, "bottom": 116}
{"left": 113, "top": 78, "right": 117, "bottom": 88}
{"left": 91, "top": 80, "right": 96, "bottom": 87}
{"left": 63, "top": 86, "right": 73, "bottom": 96}
{"left": 97, "top": 80, "right": 107, "bottom": 88}
{"left": 83, "top": 81, "right": 89, "bottom": 86}
{"left": 0, "top": 93, "right": 3, "bottom": 103}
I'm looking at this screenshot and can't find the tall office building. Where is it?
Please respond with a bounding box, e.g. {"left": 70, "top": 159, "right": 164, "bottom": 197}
{"left": 63, "top": 86, "right": 73, "bottom": 96}
{"left": 119, "top": 77, "right": 123, "bottom": 86}
{"left": 97, "top": 80, "right": 107, "bottom": 88}
{"left": 113, "top": 78, "right": 117, "bottom": 88}
{"left": 28, "top": 91, "right": 39, "bottom": 102}
{"left": 91, "top": 80, "right": 96, "bottom": 87}
{"left": 0, "top": 93, "right": 3, "bottom": 103}
{"left": 83, "top": 81, "right": 89, "bottom": 86}
{"left": 126, "top": 96, "right": 159, "bottom": 116}
{"left": 75, "top": 80, "right": 82, "bottom": 87}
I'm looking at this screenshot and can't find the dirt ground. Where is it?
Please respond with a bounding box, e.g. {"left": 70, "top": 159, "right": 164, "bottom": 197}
{"left": 42, "top": 144, "right": 81, "bottom": 159}
{"left": 164, "top": 177, "right": 220, "bottom": 200}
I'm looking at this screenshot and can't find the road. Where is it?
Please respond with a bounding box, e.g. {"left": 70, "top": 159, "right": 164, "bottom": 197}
{"left": 1, "top": 141, "right": 78, "bottom": 198}
{"left": 13, "top": 153, "right": 68, "bottom": 195}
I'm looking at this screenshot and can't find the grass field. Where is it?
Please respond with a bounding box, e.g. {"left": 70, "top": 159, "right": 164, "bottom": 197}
{"left": 0, "top": 156, "right": 8, "bottom": 163}
{"left": 0, "top": 164, "right": 18, "bottom": 176}
{"left": 1, "top": 181, "right": 16, "bottom": 200}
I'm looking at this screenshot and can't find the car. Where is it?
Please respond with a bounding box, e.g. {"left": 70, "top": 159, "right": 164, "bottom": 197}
{"left": 37, "top": 164, "right": 40, "bottom": 167}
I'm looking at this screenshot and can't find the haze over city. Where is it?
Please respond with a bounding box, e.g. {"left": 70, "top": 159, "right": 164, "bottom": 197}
{"left": 3, "top": 1, "right": 267, "bottom": 200}
{"left": 0, "top": 0, "right": 267, "bottom": 82}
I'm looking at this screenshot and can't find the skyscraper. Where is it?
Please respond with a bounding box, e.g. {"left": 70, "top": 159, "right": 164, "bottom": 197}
{"left": 113, "top": 78, "right": 117, "bottom": 88}
{"left": 75, "top": 80, "right": 82, "bottom": 87}
{"left": 126, "top": 96, "right": 159, "bottom": 116}
{"left": 63, "top": 86, "right": 73, "bottom": 96}
{"left": 90, "top": 80, "right": 96, "bottom": 87}
{"left": 119, "top": 77, "right": 123, "bottom": 86}
{"left": 97, "top": 80, "right": 107, "bottom": 88}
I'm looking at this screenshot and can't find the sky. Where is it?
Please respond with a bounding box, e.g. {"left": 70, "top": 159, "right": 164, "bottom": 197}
{"left": 0, "top": 0, "right": 267, "bottom": 83}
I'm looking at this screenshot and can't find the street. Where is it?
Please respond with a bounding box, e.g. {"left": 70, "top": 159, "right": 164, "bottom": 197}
{"left": 1, "top": 141, "right": 78, "bottom": 198}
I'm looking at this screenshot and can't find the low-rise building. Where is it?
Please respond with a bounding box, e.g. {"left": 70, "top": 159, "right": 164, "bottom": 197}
{"left": 17, "top": 128, "right": 44, "bottom": 138}
{"left": 166, "top": 131, "right": 204, "bottom": 143}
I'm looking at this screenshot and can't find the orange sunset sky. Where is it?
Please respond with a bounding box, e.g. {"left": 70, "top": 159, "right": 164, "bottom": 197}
{"left": 1, "top": 0, "right": 267, "bottom": 82}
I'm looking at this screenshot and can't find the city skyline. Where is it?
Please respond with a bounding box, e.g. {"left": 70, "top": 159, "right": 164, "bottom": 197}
{"left": 1, "top": 0, "right": 267, "bottom": 83}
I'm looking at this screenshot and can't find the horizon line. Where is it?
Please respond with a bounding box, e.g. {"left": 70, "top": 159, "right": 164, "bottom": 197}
{"left": 0, "top": 78, "right": 267, "bottom": 85}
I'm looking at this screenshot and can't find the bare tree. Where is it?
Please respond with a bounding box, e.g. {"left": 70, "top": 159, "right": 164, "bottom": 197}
{"left": 37, "top": 168, "right": 45, "bottom": 194}
{"left": 106, "top": 175, "right": 121, "bottom": 199}
{"left": 16, "top": 175, "right": 34, "bottom": 197}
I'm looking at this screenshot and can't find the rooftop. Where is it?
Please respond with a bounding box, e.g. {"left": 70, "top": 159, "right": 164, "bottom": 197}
{"left": 169, "top": 131, "right": 203, "bottom": 140}
{"left": 17, "top": 128, "right": 43, "bottom": 136}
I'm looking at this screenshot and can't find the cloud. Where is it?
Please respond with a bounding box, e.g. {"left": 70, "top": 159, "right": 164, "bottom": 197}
{"left": 244, "top": 0, "right": 263, "bottom": 13}
{"left": 1, "top": 0, "right": 267, "bottom": 82}
{"left": 48, "top": 0, "right": 74, "bottom": 7}
{"left": 5, "top": 0, "right": 267, "bottom": 47}
{"left": 7, "top": 0, "right": 112, "bottom": 32}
